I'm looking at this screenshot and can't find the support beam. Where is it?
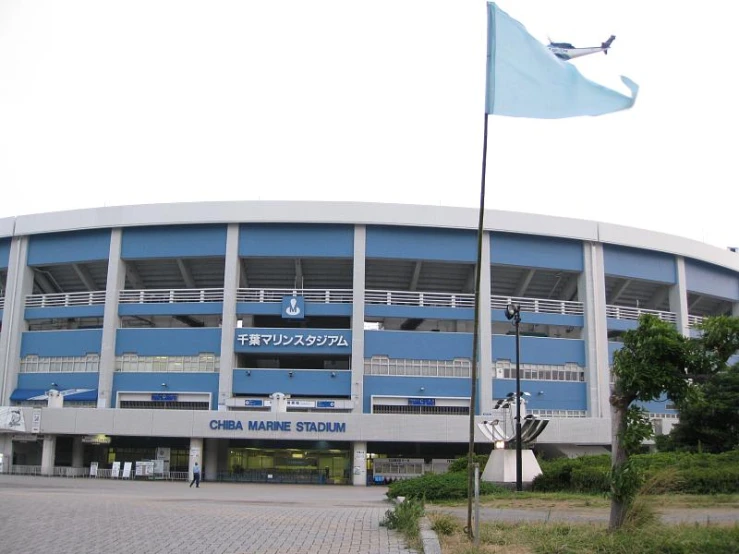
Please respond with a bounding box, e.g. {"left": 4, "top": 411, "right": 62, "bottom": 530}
{"left": 125, "top": 261, "right": 144, "bottom": 289}
{"left": 33, "top": 271, "right": 58, "bottom": 294}
{"left": 463, "top": 267, "right": 476, "bottom": 293}
{"left": 72, "top": 263, "right": 98, "bottom": 291}
{"left": 514, "top": 269, "right": 535, "bottom": 297}
{"left": 688, "top": 294, "right": 703, "bottom": 312}
{"left": 607, "top": 278, "right": 631, "bottom": 304}
{"left": 409, "top": 261, "right": 423, "bottom": 291}
{"left": 645, "top": 287, "right": 669, "bottom": 311}
{"left": 238, "top": 258, "right": 249, "bottom": 288}
{"left": 294, "top": 259, "right": 303, "bottom": 289}
{"left": 176, "top": 259, "right": 196, "bottom": 289}
{"left": 560, "top": 275, "right": 579, "bottom": 302}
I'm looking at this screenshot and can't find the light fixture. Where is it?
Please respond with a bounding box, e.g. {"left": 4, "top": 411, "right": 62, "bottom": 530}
{"left": 505, "top": 302, "right": 521, "bottom": 322}
{"left": 330, "top": 372, "right": 336, "bottom": 378}
{"left": 160, "top": 383, "right": 168, "bottom": 388}
{"left": 288, "top": 371, "right": 294, "bottom": 378}
{"left": 50, "top": 382, "right": 59, "bottom": 388}
{"left": 419, "top": 386, "right": 425, "bottom": 392}
{"left": 246, "top": 370, "right": 251, "bottom": 376}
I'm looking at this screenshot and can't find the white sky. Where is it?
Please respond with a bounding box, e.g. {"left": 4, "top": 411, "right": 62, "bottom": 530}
{"left": 1, "top": 1, "right": 737, "bottom": 250}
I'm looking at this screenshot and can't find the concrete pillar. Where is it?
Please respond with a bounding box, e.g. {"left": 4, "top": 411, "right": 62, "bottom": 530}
{"left": 72, "top": 437, "right": 84, "bottom": 468}
{"left": 217, "top": 439, "right": 229, "bottom": 475}
{"left": 218, "top": 224, "right": 240, "bottom": 411}
{"left": 99, "top": 229, "right": 125, "bottom": 408}
{"left": 478, "top": 231, "right": 493, "bottom": 415}
{"left": 189, "top": 437, "right": 203, "bottom": 481}
{"left": 204, "top": 438, "right": 218, "bottom": 481}
{"left": 733, "top": 303, "right": 739, "bottom": 318}
{"left": 0, "top": 236, "right": 33, "bottom": 405}
{"left": 351, "top": 225, "right": 366, "bottom": 414}
{"left": 580, "top": 242, "right": 610, "bottom": 419}
{"left": 352, "top": 441, "right": 367, "bottom": 486}
{"left": 41, "top": 435, "right": 56, "bottom": 476}
{"left": 669, "top": 256, "right": 690, "bottom": 337}
{"left": 0, "top": 435, "right": 13, "bottom": 473}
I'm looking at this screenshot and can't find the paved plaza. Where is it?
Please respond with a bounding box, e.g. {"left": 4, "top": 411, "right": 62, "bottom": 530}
{"left": 0, "top": 476, "right": 419, "bottom": 554}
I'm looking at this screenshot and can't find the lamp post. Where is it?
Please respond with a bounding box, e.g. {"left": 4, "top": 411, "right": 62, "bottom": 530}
{"left": 505, "top": 302, "right": 522, "bottom": 492}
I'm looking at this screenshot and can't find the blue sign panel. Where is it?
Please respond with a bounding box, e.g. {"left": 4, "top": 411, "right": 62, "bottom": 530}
{"left": 151, "top": 394, "right": 178, "bottom": 402}
{"left": 316, "top": 401, "right": 336, "bottom": 408}
{"left": 244, "top": 399, "right": 264, "bottom": 407}
{"left": 281, "top": 296, "right": 305, "bottom": 319}
{"left": 408, "top": 398, "right": 435, "bottom": 407}
{"left": 235, "top": 328, "right": 351, "bottom": 354}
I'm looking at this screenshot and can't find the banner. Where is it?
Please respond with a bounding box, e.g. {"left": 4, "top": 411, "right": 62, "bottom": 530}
{"left": 122, "top": 462, "right": 132, "bottom": 479}
{"left": 0, "top": 407, "right": 26, "bottom": 432}
{"left": 90, "top": 461, "right": 98, "bottom": 477}
{"left": 111, "top": 461, "right": 121, "bottom": 478}
{"left": 31, "top": 409, "right": 41, "bottom": 434}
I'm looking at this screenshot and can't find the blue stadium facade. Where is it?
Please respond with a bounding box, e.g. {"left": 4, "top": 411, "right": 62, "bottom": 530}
{"left": 0, "top": 201, "right": 737, "bottom": 484}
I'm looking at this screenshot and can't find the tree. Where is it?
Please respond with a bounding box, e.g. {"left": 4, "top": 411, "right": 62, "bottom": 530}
{"left": 609, "top": 315, "right": 691, "bottom": 530}
{"left": 663, "top": 316, "right": 739, "bottom": 453}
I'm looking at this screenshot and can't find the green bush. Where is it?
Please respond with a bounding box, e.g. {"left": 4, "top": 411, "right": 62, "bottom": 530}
{"left": 447, "top": 454, "right": 490, "bottom": 473}
{"left": 532, "top": 451, "right": 739, "bottom": 495}
{"left": 380, "top": 497, "right": 425, "bottom": 537}
{"left": 386, "top": 471, "right": 505, "bottom": 501}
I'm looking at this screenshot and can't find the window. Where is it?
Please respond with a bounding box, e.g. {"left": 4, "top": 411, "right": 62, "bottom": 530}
{"left": 364, "top": 357, "right": 471, "bottom": 378}
{"left": 19, "top": 354, "right": 100, "bottom": 374}
{"left": 114, "top": 353, "right": 220, "bottom": 373}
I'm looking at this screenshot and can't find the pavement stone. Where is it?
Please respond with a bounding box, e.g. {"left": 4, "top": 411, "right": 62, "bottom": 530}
{"left": 0, "top": 476, "right": 419, "bottom": 554}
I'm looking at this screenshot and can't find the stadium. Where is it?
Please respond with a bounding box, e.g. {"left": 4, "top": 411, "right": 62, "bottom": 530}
{"left": 0, "top": 201, "right": 737, "bottom": 485}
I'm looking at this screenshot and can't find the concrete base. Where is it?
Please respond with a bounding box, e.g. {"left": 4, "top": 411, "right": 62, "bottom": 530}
{"left": 481, "top": 449, "right": 542, "bottom": 484}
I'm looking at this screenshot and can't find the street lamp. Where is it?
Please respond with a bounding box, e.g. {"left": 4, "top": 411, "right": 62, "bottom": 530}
{"left": 505, "top": 302, "right": 523, "bottom": 492}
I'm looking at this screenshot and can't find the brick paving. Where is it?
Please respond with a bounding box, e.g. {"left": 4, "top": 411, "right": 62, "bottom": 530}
{"left": 0, "top": 476, "right": 419, "bottom": 554}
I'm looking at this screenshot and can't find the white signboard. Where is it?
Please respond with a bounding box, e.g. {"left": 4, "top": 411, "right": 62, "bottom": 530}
{"left": 31, "top": 409, "right": 41, "bottom": 434}
{"left": 111, "top": 461, "right": 121, "bottom": 478}
{"left": 122, "top": 462, "right": 132, "bottom": 479}
{"left": 0, "top": 407, "right": 26, "bottom": 432}
{"left": 89, "top": 461, "right": 98, "bottom": 477}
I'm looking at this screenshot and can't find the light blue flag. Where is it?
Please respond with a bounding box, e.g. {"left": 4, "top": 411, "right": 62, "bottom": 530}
{"left": 486, "top": 2, "right": 638, "bottom": 118}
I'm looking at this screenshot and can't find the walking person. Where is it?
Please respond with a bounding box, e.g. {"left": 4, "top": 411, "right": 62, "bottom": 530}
{"left": 189, "top": 462, "right": 201, "bottom": 488}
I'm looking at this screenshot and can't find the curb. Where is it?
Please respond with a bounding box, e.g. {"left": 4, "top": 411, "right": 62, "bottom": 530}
{"left": 419, "top": 516, "right": 442, "bottom": 554}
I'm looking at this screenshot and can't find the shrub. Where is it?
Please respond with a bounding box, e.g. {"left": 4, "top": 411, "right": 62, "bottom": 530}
{"left": 428, "top": 512, "right": 461, "bottom": 536}
{"left": 447, "top": 454, "right": 490, "bottom": 473}
{"left": 386, "top": 472, "right": 505, "bottom": 501}
{"left": 380, "top": 497, "right": 424, "bottom": 537}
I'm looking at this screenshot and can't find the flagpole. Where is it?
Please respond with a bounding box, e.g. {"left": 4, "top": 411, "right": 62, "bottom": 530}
{"left": 466, "top": 112, "right": 489, "bottom": 539}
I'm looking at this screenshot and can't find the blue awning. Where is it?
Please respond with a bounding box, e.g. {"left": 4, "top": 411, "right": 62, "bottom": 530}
{"left": 10, "top": 388, "right": 98, "bottom": 402}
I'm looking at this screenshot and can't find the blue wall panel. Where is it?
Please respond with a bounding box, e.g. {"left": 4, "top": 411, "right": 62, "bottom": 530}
{"left": 115, "top": 328, "right": 222, "bottom": 355}
{"left": 685, "top": 259, "right": 739, "bottom": 300}
{"left": 608, "top": 341, "right": 623, "bottom": 365}
{"left": 606, "top": 318, "right": 638, "bottom": 332}
{"left": 366, "top": 226, "right": 476, "bottom": 262}
{"left": 118, "top": 303, "right": 224, "bottom": 317}
{"left": 491, "top": 233, "right": 583, "bottom": 271}
{"left": 27, "top": 229, "right": 111, "bottom": 265}
{"left": 603, "top": 245, "right": 676, "bottom": 283}
{"left": 492, "top": 310, "right": 583, "bottom": 328}
{"left": 493, "top": 379, "right": 587, "bottom": 411}
{"left": 121, "top": 225, "right": 227, "bottom": 259}
{"left": 637, "top": 398, "right": 678, "bottom": 415}
{"left": 363, "top": 376, "right": 471, "bottom": 413}
{"left": 20, "top": 330, "right": 103, "bottom": 356}
{"left": 113, "top": 373, "right": 219, "bottom": 409}
{"left": 365, "top": 305, "right": 474, "bottom": 321}
{"left": 233, "top": 369, "right": 350, "bottom": 396}
{"left": 492, "top": 336, "right": 585, "bottom": 365}
{"left": 25, "top": 305, "right": 105, "bottom": 321}
{"left": 236, "top": 303, "right": 353, "bottom": 318}
{"left": 17, "top": 372, "right": 99, "bottom": 391}
{"left": 239, "top": 224, "right": 353, "bottom": 257}
{"left": 0, "top": 238, "right": 10, "bottom": 269}
{"left": 364, "top": 331, "right": 472, "bottom": 360}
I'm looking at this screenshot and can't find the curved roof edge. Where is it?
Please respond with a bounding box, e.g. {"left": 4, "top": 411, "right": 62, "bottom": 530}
{"left": 1, "top": 200, "right": 738, "bottom": 272}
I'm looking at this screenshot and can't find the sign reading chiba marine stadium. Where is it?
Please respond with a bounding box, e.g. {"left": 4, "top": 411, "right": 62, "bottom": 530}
{"left": 234, "top": 328, "right": 351, "bottom": 354}
{"left": 210, "top": 420, "right": 346, "bottom": 433}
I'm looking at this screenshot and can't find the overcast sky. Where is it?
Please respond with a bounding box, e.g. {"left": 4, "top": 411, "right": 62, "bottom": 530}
{"left": 1, "top": 1, "right": 737, "bottom": 251}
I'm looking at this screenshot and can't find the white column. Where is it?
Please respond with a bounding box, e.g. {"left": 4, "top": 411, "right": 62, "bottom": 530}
{"left": 670, "top": 256, "right": 690, "bottom": 337}
{"left": 580, "top": 242, "right": 610, "bottom": 419}
{"left": 479, "top": 231, "right": 494, "bottom": 415}
{"left": 72, "top": 437, "right": 84, "bottom": 469}
{"left": 733, "top": 303, "right": 739, "bottom": 318}
{"left": 41, "top": 435, "right": 56, "bottom": 476}
{"left": 0, "top": 435, "right": 13, "bottom": 473}
{"left": 218, "top": 224, "right": 240, "bottom": 411}
{"left": 98, "top": 229, "right": 125, "bottom": 408}
{"left": 0, "top": 236, "right": 33, "bottom": 405}
{"left": 204, "top": 438, "right": 218, "bottom": 481}
{"left": 351, "top": 225, "right": 366, "bottom": 414}
{"left": 352, "top": 441, "right": 367, "bottom": 486}
{"left": 189, "top": 437, "right": 203, "bottom": 480}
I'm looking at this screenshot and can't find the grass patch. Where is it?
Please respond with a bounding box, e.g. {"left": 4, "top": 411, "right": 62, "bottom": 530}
{"left": 380, "top": 497, "right": 425, "bottom": 551}
{"left": 435, "top": 519, "right": 739, "bottom": 554}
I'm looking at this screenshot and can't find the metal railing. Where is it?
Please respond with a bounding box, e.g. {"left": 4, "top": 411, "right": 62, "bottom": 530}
{"left": 606, "top": 305, "right": 677, "bottom": 324}
{"left": 491, "top": 295, "right": 584, "bottom": 315}
{"left": 119, "top": 288, "right": 224, "bottom": 304}
{"left": 0, "top": 296, "right": 4, "bottom": 310}
{"left": 365, "top": 290, "right": 474, "bottom": 308}
{"left": 237, "top": 288, "right": 353, "bottom": 304}
{"left": 9, "top": 465, "right": 42, "bottom": 476}
{"left": 688, "top": 314, "right": 705, "bottom": 328}
{"left": 25, "top": 291, "right": 107, "bottom": 308}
